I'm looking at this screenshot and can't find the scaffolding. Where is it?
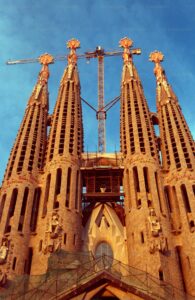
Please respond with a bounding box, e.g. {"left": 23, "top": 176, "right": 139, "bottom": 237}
{"left": 0, "top": 251, "right": 193, "bottom": 300}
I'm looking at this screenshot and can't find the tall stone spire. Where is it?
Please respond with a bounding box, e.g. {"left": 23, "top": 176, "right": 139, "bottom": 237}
{"left": 30, "top": 39, "right": 84, "bottom": 275}
{"left": 46, "top": 38, "right": 83, "bottom": 162}
{"left": 120, "top": 38, "right": 181, "bottom": 287}
{"left": 149, "top": 51, "right": 195, "bottom": 171}
{"left": 150, "top": 51, "right": 195, "bottom": 295}
{"left": 4, "top": 53, "right": 53, "bottom": 180}
{"left": 0, "top": 54, "right": 53, "bottom": 277}
{"left": 120, "top": 37, "right": 158, "bottom": 159}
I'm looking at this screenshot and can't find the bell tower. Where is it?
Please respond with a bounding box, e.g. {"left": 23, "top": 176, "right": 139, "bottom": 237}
{"left": 120, "top": 38, "right": 182, "bottom": 287}
{"left": 0, "top": 53, "right": 53, "bottom": 276}
{"left": 150, "top": 51, "right": 195, "bottom": 295}
{"left": 29, "top": 39, "right": 84, "bottom": 275}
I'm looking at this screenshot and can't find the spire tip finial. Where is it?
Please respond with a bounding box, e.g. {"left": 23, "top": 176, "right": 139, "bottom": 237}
{"left": 39, "top": 53, "right": 54, "bottom": 65}
{"left": 67, "top": 38, "right": 80, "bottom": 50}
{"left": 119, "top": 37, "right": 133, "bottom": 49}
{"left": 149, "top": 51, "right": 164, "bottom": 63}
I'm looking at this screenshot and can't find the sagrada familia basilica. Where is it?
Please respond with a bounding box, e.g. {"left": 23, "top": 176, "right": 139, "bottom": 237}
{"left": 0, "top": 37, "right": 194, "bottom": 299}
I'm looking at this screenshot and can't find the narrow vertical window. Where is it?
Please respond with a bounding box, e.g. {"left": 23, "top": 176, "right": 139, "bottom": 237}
{"left": 133, "top": 167, "right": 141, "bottom": 208}
{"left": 53, "top": 168, "right": 62, "bottom": 209}
{"left": 155, "top": 172, "right": 162, "bottom": 213}
{"left": 143, "top": 167, "right": 150, "bottom": 193}
{"left": 73, "top": 234, "right": 76, "bottom": 245}
{"left": 18, "top": 187, "right": 29, "bottom": 231}
{"left": 75, "top": 171, "right": 79, "bottom": 209}
{"left": 181, "top": 184, "right": 191, "bottom": 213}
{"left": 64, "top": 233, "right": 67, "bottom": 245}
{"left": 30, "top": 187, "right": 41, "bottom": 232}
{"left": 42, "top": 174, "right": 51, "bottom": 218}
{"left": 192, "top": 185, "right": 195, "bottom": 197}
{"left": 12, "top": 257, "right": 17, "bottom": 270}
{"left": 164, "top": 186, "right": 172, "bottom": 213}
{"left": 4, "top": 188, "right": 18, "bottom": 233}
{"left": 140, "top": 232, "right": 144, "bottom": 243}
{"left": 159, "top": 269, "right": 164, "bottom": 281}
{"left": 126, "top": 169, "right": 131, "bottom": 209}
{"left": 0, "top": 194, "right": 6, "bottom": 223}
{"left": 66, "top": 167, "right": 71, "bottom": 208}
{"left": 133, "top": 167, "right": 140, "bottom": 192}
{"left": 24, "top": 248, "right": 33, "bottom": 275}
{"left": 39, "top": 240, "right": 42, "bottom": 252}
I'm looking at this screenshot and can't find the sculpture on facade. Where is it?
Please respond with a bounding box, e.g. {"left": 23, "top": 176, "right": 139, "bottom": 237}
{"left": 0, "top": 239, "right": 9, "bottom": 265}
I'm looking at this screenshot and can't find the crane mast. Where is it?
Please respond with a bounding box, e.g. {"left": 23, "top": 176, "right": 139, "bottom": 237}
{"left": 96, "top": 47, "right": 106, "bottom": 153}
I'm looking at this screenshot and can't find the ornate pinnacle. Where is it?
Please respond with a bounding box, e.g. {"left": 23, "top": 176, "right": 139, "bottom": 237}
{"left": 119, "top": 37, "right": 136, "bottom": 65}
{"left": 39, "top": 53, "right": 54, "bottom": 65}
{"left": 149, "top": 51, "right": 171, "bottom": 98}
{"left": 66, "top": 38, "right": 80, "bottom": 66}
{"left": 119, "top": 37, "right": 133, "bottom": 49}
{"left": 149, "top": 51, "right": 164, "bottom": 64}
{"left": 35, "top": 53, "right": 54, "bottom": 99}
{"left": 67, "top": 38, "right": 80, "bottom": 50}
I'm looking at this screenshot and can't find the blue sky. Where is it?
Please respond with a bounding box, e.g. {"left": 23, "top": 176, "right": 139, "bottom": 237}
{"left": 0, "top": 0, "right": 195, "bottom": 182}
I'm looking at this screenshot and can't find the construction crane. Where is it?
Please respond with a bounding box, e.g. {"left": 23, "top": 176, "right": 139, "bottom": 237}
{"left": 6, "top": 38, "right": 141, "bottom": 153}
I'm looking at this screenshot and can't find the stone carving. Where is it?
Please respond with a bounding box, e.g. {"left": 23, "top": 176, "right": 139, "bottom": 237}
{"left": 43, "top": 212, "right": 63, "bottom": 254}
{"left": 0, "top": 269, "right": 7, "bottom": 287}
{"left": 147, "top": 209, "right": 168, "bottom": 254}
{"left": 149, "top": 234, "right": 167, "bottom": 254}
{"left": 48, "top": 212, "right": 62, "bottom": 239}
{"left": 0, "top": 239, "right": 9, "bottom": 265}
{"left": 148, "top": 208, "right": 161, "bottom": 237}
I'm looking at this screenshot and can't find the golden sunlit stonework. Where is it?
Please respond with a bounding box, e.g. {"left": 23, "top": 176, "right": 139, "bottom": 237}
{"left": 0, "top": 37, "right": 195, "bottom": 299}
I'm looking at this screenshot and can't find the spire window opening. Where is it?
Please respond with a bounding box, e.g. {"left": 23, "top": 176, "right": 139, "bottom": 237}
{"left": 126, "top": 169, "right": 131, "bottom": 210}
{"left": 164, "top": 186, "right": 172, "bottom": 214}
{"left": 7, "top": 115, "right": 27, "bottom": 179}
{"left": 18, "top": 187, "right": 29, "bottom": 231}
{"left": 50, "top": 105, "right": 61, "bottom": 160}
{"left": 64, "top": 233, "right": 67, "bottom": 245}
{"left": 25, "top": 247, "right": 33, "bottom": 275}
{"left": 140, "top": 231, "right": 144, "bottom": 243}
{"left": 39, "top": 240, "right": 42, "bottom": 252}
{"left": 0, "top": 194, "right": 6, "bottom": 223}
{"left": 133, "top": 167, "right": 141, "bottom": 208}
{"left": 155, "top": 172, "right": 163, "bottom": 213}
{"left": 4, "top": 188, "right": 18, "bottom": 233}
{"left": 42, "top": 174, "right": 51, "bottom": 218}
{"left": 30, "top": 187, "right": 41, "bottom": 232}
{"left": 17, "top": 106, "right": 35, "bottom": 173}
{"left": 159, "top": 269, "right": 164, "bottom": 281}
{"left": 65, "top": 167, "right": 72, "bottom": 208}
{"left": 28, "top": 108, "right": 40, "bottom": 171}
{"left": 181, "top": 184, "right": 191, "bottom": 213}
{"left": 143, "top": 167, "right": 150, "bottom": 193}
{"left": 53, "top": 168, "right": 62, "bottom": 209}
{"left": 12, "top": 257, "right": 17, "bottom": 271}
{"left": 75, "top": 171, "right": 79, "bottom": 210}
{"left": 193, "top": 185, "right": 195, "bottom": 197}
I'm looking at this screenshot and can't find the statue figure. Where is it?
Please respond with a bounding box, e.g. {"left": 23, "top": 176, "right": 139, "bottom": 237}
{"left": 48, "top": 212, "right": 62, "bottom": 239}
{"left": 159, "top": 234, "right": 167, "bottom": 253}
{"left": 0, "top": 239, "right": 9, "bottom": 265}
{"left": 148, "top": 208, "right": 161, "bottom": 237}
{"left": 43, "top": 212, "right": 63, "bottom": 254}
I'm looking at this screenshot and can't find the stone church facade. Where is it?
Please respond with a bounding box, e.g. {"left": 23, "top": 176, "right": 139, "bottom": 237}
{"left": 0, "top": 37, "right": 195, "bottom": 299}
